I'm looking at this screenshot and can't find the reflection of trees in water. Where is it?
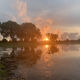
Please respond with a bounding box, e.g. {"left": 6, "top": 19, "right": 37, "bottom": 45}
{"left": 46, "top": 45, "right": 59, "bottom": 54}
{"left": 10, "top": 47, "right": 17, "bottom": 58}
{"left": 9, "top": 46, "right": 42, "bottom": 67}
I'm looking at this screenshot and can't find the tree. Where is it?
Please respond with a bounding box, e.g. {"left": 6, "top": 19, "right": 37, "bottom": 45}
{"left": 0, "top": 20, "right": 21, "bottom": 42}
{"left": 0, "top": 22, "right": 2, "bottom": 34}
{"left": 1, "top": 39, "right": 8, "bottom": 42}
{"left": 46, "top": 33, "right": 58, "bottom": 42}
{"left": 21, "top": 23, "right": 42, "bottom": 42}
{"left": 0, "top": 21, "right": 42, "bottom": 42}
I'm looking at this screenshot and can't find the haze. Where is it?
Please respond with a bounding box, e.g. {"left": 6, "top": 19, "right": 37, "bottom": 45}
{"left": 0, "top": 0, "right": 80, "bottom": 39}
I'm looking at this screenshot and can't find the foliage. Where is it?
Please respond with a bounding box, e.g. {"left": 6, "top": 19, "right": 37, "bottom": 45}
{"left": 0, "top": 63, "right": 7, "bottom": 76}
{"left": 21, "top": 23, "right": 42, "bottom": 42}
{"left": 1, "top": 39, "right": 8, "bottom": 42}
{"left": 0, "top": 63, "right": 5, "bottom": 69}
{"left": 0, "top": 69, "right": 7, "bottom": 76}
{"left": 0, "top": 21, "right": 20, "bottom": 42}
{"left": 46, "top": 33, "right": 58, "bottom": 41}
{"left": 0, "top": 21, "right": 42, "bottom": 42}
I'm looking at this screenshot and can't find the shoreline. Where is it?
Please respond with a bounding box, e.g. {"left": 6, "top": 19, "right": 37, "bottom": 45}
{"left": 0, "top": 41, "right": 80, "bottom": 47}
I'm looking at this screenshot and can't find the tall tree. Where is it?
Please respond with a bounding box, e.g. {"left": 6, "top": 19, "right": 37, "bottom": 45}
{"left": 46, "top": 33, "right": 58, "bottom": 42}
{"left": 0, "top": 21, "right": 42, "bottom": 42}
{"left": 0, "top": 20, "right": 21, "bottom": 42}
{"left": 21, "top": 23, "right": 42, "bottom": 42}
{"left": 0, "top": 22, "right": 2, "bottom": 33}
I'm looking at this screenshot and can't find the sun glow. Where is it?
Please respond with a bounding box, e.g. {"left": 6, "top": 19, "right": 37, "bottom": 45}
{"left": 44, "top": 37, "right": 49, "bottom": 41}
{"left": 45, "top": 45, "right": 49, "bottom": 48}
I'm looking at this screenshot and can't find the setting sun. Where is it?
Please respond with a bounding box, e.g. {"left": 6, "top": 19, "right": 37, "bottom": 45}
{"left": 44, "top": 38, "right": 49, "bottom": 41}
{"left": 45, "top": 45, "right": 49, "bottom": 48}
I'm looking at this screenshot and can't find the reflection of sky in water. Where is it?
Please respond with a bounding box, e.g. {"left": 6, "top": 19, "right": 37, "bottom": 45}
{"left": 0, "top": 48, "right": 12, "bottom": 59}
{"left": 1, "top": 45, "right": 80, "bottom": 80}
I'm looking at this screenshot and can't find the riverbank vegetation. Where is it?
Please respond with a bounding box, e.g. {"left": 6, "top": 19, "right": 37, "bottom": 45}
{"left": 0, "top": 20, "right": 80, "bottom": 45}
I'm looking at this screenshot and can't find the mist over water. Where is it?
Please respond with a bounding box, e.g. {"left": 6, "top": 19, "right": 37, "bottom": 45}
{"left": 1, "top": 44, "right": 80, "bottom": 80}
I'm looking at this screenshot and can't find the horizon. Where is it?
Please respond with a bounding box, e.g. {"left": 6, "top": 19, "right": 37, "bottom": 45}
{"left": 0, "top": 0, "right": 80, "bottom": 37}
{"left": 0, "top": 20, "right": 80, "bottom": 41}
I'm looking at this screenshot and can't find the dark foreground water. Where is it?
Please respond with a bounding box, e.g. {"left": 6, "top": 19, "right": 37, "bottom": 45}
{"left": 1, "top": 44, "right": 80, "bottom": 80}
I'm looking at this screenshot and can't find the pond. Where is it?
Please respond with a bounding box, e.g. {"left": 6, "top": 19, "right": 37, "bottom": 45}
{"left": 0, "top": 44, "right": 80, "bottom": 80}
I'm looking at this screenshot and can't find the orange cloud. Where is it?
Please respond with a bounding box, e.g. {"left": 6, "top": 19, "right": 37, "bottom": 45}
{"left": 35, "top": 16, "right": 53, "bottom": 39}
{"left": 35, "top": 17, "right": 42, "bottom": 21}
{"left": 54, "top": 29, "right": 60, "bottom": 34}
{"left": 12, "top": 0, "right": 30, "bottom": 22}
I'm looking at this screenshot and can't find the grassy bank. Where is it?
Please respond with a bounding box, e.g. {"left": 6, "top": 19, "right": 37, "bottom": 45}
{"left": 0, "top": 42, "right": 53, "bottom": 47}
{"left": 0, "top": 42, "right": 39, "bottom": 47}
{"left": 0, "top": 41, "right": 80, "bottom": 47}
{"left": 0, "top": 62, "right": 7, "bottom": 80}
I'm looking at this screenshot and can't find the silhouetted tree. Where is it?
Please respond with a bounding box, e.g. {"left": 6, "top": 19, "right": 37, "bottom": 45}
{"left": 46, "top": 33, "right": 58, "bottom": 42}
{"left": 0, "top": 20, "right": 20, "bottom": 42}
{"left": 78, "top": 39, "right": 80, "bottom": 41}
{"left": 1, "top": 39, "right": 8, "bottom": 42}
{"left": 21, "top": 23, "right": 42, "bottom": 42}
{"left": 0, "top": 22, "right": 2, "bottom": 34}
{"left": 0, "top": 21, "right": 42, "bottom": 42}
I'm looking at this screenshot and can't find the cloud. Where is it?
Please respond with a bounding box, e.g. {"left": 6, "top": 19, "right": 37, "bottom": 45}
{"left": 0, "top": 0, "right": 30, "bottom": 23}
{"left": 60, "top": 32, "right": 80, "bottom": 40}
{"left": 29, "top": 0, "right": 80, "bottom": 27}
{"left": 14, "top": 1, "right": 27, "bottom": 17}
{"left": 35, "top": 15, "right": 53, "bottom": 38}
{"left": 0, "top": 0, "right": 17, "bottom": 22}
{"left": 0, "top": 0, "right": 80, "bottom": 33}
{"left": 0, "top": 14, "right": 16, "bottom": 22}
{"left": 12, "top": 0, "right": 30, "bottom": 22}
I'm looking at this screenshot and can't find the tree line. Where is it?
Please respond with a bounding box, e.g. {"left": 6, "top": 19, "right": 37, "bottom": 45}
{"left": 0, "top": 20, "right": 58, "bottom": 42}
{"left": 0, "top": 20, "right": 42, "bottom": 42}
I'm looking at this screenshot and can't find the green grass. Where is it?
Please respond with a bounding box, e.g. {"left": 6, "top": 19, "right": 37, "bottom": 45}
{"left": 0, "top": 69, "right": 7, "bottom": 76}
{"left": 0, "top": 63, "right": 5, "bottom": 69}
{"left": 0, "top": 63, "right": 7, "bottom": 76}
{"left": 0, "top": 41, "right": 80, "bottom": 47}
{"left": 0, "top": 42, "right": 50, "bottom": 47}
{"left": 0, "top": 42, "right": 38, "bottom": 47}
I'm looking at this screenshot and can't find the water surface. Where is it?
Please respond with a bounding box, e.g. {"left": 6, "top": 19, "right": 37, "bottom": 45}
{"left": 1, "top": 44, "right": 80, "bottom": 80}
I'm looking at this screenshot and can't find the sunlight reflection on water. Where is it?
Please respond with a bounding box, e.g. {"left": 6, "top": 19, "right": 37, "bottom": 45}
{"left": 1, "top": 44, "right": 80, "bottom": 80}
{"left": 45, "top": 45, "right": 49, "bottom": 48}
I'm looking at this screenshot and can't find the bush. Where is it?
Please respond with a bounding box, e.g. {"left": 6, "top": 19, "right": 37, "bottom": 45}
{"left": 1, "top": 39, "right": 8, "bottom": 42}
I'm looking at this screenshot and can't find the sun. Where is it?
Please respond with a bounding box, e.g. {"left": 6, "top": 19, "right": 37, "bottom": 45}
{"left": 45, "top": 45, "right": 49, "bottom": 48}
{"left": 44, "top": 37, "right": 49, "bottom": 41}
